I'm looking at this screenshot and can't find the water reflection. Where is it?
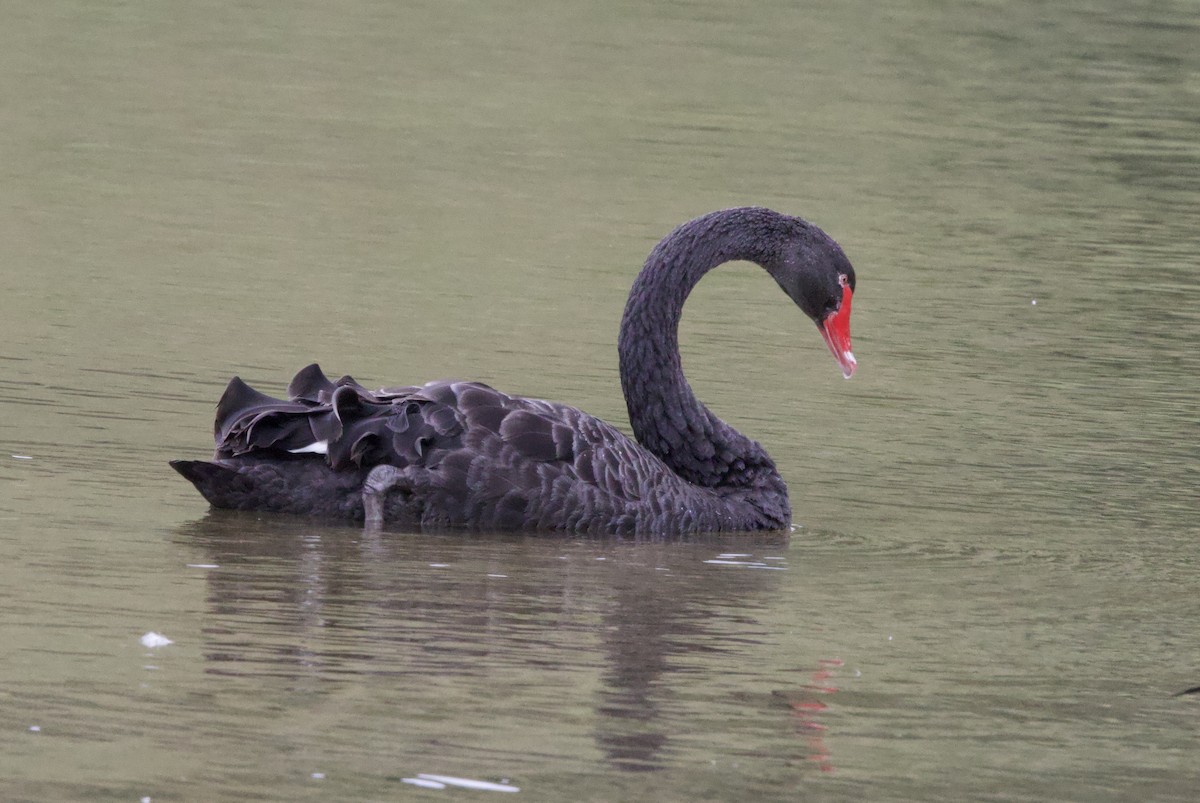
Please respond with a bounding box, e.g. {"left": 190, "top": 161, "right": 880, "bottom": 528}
{"left": 177, "top": 513, "right": 796, "bottom": 773}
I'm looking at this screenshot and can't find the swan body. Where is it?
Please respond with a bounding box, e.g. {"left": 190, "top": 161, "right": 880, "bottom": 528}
{"left": 172, "top": 207, "right": 857, "bottom": 534}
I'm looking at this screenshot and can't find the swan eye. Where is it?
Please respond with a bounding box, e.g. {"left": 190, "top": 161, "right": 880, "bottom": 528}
{"left": 837, "top": 273, "right": 850, "bottom": 288}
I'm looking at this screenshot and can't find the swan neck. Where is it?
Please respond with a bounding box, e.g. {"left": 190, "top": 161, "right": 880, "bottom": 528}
{"left": 617, "top": 208, "right": 788, "bottom": 497}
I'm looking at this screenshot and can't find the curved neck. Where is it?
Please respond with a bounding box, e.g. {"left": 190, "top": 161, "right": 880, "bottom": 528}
{"left": 617, "top": 208, "right": 791, "bottom": 494}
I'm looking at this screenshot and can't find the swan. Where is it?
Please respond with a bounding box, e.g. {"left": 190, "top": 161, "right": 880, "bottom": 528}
{"left": 171, "top": 207, "right": 857, "bottom": 534}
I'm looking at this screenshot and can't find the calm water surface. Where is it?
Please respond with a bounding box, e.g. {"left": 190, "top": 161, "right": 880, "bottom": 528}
{"left": 2, "top": 0, "right": 1198, "bottom": 800}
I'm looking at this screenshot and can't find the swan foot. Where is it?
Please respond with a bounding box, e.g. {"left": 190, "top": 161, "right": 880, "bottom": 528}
{"left": 362, "top": 464, "right": 414, "bottom": 530}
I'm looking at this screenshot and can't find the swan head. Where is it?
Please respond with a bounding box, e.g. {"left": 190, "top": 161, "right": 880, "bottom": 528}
{"left": 770, "top": 225, "right": 858, "bottom": 379}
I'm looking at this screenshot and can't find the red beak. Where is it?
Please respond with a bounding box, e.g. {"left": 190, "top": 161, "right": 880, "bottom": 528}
{"left": 818, "top": 284, "right": 856, "bottom": 379}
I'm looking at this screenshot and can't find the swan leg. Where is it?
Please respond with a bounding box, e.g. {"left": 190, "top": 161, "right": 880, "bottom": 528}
{"left": 363, "top": 464, "right": 415, "bottom": 529}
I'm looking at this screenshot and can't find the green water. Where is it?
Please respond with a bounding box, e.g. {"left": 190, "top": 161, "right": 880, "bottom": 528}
{"left": 2, "top": 1, "right": 1198, "bottom": 799}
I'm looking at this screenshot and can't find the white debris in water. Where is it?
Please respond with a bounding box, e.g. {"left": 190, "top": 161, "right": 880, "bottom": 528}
{"left": 12, "top": 454, "right": 33, "bottom": 460}
{"left": 410, "top": 774, "right": 520, "bottom": 793}
{"left": 487, "top": 574, "right": 508, "bottom": 578}
{"left": 1031, "top": 299, "right": 1037, "bottom": 305}
{"left": 141, "top": 797, "right": 152, "bottom": 803}
{"left": 429, "top": 563, "right": 450, "bottom": 568}
{"left": 310, "top": 772, "right": 325, "bottom": 780}
{"left": 704, "top": 559, "right": 786, "bottom": 570}
{"left": 140, "top": 632, "right": 173, "bottom": 648}
{"left": 187, "top": 563, "right": 219, "bottom": 569}
{"left": 29, "top": 725, "right": 41, "bottom": 732}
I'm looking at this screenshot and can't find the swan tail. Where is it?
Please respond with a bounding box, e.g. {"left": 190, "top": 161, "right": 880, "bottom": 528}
{"left": 170, "top": 460, "right": 254, "bottom": 508}
{"left": 169, "top": 457, "right": 371, "bottom": 518}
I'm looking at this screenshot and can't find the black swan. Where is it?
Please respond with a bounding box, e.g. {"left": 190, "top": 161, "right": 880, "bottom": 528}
{"left": 171, "top": 207, "right": 857, "bottom": 534}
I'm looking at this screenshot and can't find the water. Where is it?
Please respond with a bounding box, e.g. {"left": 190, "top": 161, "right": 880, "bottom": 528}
{"left": 2, "top": 0, "right": 1198, "bottom": 799}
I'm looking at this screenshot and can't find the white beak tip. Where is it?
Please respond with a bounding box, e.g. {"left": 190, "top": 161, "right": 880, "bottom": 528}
{"left": 841, "top": 351, "right": 857, "bottom": 379}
